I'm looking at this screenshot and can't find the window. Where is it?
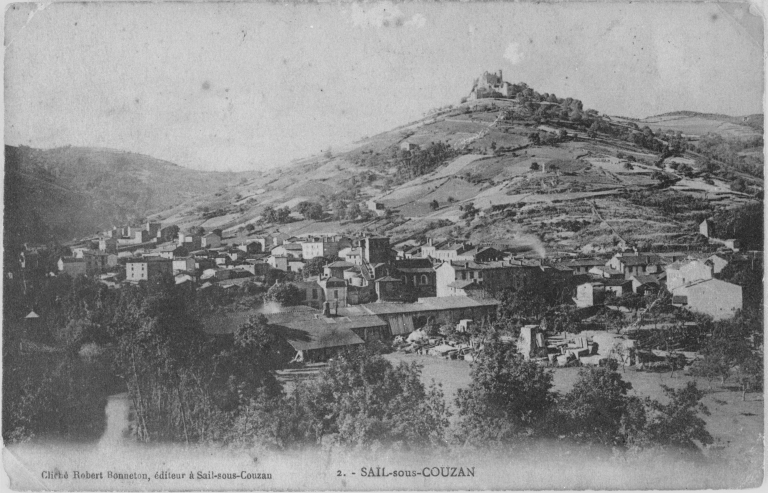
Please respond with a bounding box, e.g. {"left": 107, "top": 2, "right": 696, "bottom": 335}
{"left": 312, "top": 288, "right": 318, "bottom": 300}
{"left": 333, "top": 290, "right": 338, "bottom": 299}
{"left": 421, "top": 274, "right": 428, "bottom": 285}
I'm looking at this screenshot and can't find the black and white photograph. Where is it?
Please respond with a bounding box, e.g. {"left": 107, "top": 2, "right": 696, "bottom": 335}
{"left": 2, "top": 0, "right": 764, "bottom": 490}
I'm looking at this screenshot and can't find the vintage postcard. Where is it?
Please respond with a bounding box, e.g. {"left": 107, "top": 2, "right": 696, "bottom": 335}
{"left": 2, "top": 0, "right": 764, "bottom": 490}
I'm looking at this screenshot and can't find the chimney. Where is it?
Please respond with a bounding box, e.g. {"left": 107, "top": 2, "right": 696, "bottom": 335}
{"left": 498, "top": 69, "right": 502, "bottom": 81}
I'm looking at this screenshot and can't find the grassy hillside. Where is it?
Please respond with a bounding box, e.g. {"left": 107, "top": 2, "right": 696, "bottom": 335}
{"left": 143, "top": 94, "right": 762, "bottom": 257}
{"left": 4, "top": 145, "right": 256, "bottom": 244}
{"left": 8, "top": 86, "right": 762, "bottom": 257}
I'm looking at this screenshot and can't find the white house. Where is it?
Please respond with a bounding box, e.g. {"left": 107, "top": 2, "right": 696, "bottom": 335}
{"left": 666, "top": 260, "right": 712, "bottom": 291}
{"left": 671, "top": 279, "right": 742, "bottom": 320}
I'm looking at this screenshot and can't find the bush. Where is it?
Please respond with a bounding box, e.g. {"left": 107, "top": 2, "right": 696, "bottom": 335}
{"left": 264, "top": 283, "right": 303, "bottom": 306}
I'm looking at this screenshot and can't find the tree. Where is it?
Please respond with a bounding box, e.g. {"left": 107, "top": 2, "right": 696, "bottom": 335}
{"left": 275, "top": 207, "right": 291, "bottom": 223}
{"left": 730, "top": 178, "right": 748, "bottom": 192}
{"left": 530, "top": 162, "right": 540, "bottom": 171}
{"left": 245, "top": 223, "right": 256, "bottom": 232}
{"left": 262, "top": 206, "right": 277, "bottom": 223}
{"left": 303, "top": 256, "right": 333, "bottom": 278}
{"left": 346, "top": 201, "right": 362, "bottom": 220}
{"left": 690, "top": 344, "right": 731, "bottom": 388}
{"left": 159, "top": 225, "right": 180, "bottom": 243}
{"left": 454, "top": 337, "right": 554, "bottom": 446}
{"left": 429, "top": 199, "right": 439, "bottom": 211}
{"left": 587, "top": 121, "right": 599, "bottom": 138}
{"left": 230, "top": 314, "right": 290, "bottom": 394}
{"left": 642, "top": 382, "right": 713, "bottom": 452}
{"left": 552, "top": 364, "right": 637, "bottom": 447}
{"left": 264, "top": 283, "right": 303, "bottom": 306}
{"left": 460, "top": 203, "right": 479, "bottom": 220}
{"left": 297, "top": 201, "right": 324, "bottom": 220}
{"left": 287, "top": 348, "right": 450, "bottom": 449}
{"left": 496, "top": 276, "right": 559, "bottom": 324}
{"left": 736, "top": 353, "right": 763, "bottom": 401}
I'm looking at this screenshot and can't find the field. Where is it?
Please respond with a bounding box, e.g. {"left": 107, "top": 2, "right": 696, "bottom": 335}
{"left": 131, "top": 102, "right": 763, "bottom": 257}
{"left": 383, "top": 351, "right": 763, "bottom": 465}
{"left": 616, "top": 114, "right": 762, "bottom": 139}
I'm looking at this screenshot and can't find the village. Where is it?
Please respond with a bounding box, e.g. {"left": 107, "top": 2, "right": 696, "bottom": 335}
{"left": 18, "top": 209, "right": 754, "bottom": 371}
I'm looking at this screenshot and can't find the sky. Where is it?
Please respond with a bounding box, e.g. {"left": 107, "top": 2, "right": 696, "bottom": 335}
{"left": 4, "top": 1, "right": 764, "bottom": 172}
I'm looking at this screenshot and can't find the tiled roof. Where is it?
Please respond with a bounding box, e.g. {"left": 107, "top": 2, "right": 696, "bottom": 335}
{"left": 632, "top": 274, "right": 660, "bottom": 285}
{"left": 336, "top": 296, "right": 498, "bottom": 317}
{"left": 591, "top": 266, "right": 623, "bottom": 275}
{"left": 558, "top": 259, "right": 606, "bottom": 267}
{"left": 327, "top": 261, "right": 355, "bottom": 268}
{"left": 375, "top": 275, "right": 402, "bottom": 282}
{"left": 447, "top": 260, "right": 536, "bottom": 271}
{"left": 615, "top": 254, "right": 664, "bottom": 266}
{"left": 447, "top": 280, "right": 480, "bottom": 289}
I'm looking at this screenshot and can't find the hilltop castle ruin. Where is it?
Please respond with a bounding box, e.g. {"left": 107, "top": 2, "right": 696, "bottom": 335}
{"left": 468, "top": 70, "right": 515, "bottom": 100}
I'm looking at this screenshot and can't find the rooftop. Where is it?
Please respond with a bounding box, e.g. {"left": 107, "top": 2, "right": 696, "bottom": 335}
{"left": 614, "top": 254, "right": 664, "bottom": 266}
{"left": 326, "top": 261, "right": 355, "bottom": 268}
{"left": 337, "top": 296, "right": 499, "bottom": 317}
{"left": 632, "top": 274, "right": 660, "bottom": 285}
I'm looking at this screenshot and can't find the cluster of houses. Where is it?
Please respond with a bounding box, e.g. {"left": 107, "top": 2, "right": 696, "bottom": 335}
{"left": 40, "top": 214, "right": 756, "bottom": 361}
{"left": 568, "top": 250, "right": 748, "bottom": 321}
{"left": 51, "top": 216, "right": 752, "bottom": 324}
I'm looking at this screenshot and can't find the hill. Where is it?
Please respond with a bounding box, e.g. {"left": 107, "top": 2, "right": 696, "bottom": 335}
{"left": 9, "top": 78, "right": 762, "bottom": 257}
{"left": 141, "top": 85, "right": 762, "bottom": 257}
{"left": 4, "top": 145, "right": 255, "bottom": 245}
{"left": 625, "top": 111, "right": 764, "bottom": 139}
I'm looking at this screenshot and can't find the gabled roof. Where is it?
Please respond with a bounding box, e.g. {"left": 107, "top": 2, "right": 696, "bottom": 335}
{"left": 282, "top": 325, "right": 364, "bottom": 352}
{"left": 127, "top": 257, "right": 172, "bottom": 263}
{"left": 447, "top": 280, "right": 480, "bottom": 289}
{"left": 274, "top": 242, "right": 303, "bottom": 250}
{"left": 579, "top": 278, "right": 632, "bottom": 287}
{"left": 446, "top": 260, "right": 537, "bottom": 271}
{"left": 60, "top": 257, "right": 85, "bottom": 263}
{"left": 614, "top": 254, "right": 664, "bottom": 266}
{"left": 336, "top": 296, "right": 499, "bottom": 317}
{"left": 319, "top": 276, "right": 346, "bottom": 287}
{"left": 631, "top": 274, "right": 660, "bottom": 285}
{"left": 375, "top": 276, "right": 402, "bottom": 283}
{"left": 438, "top": 242, "right": 471, "bottom": 253}
{"left": 558, "top": 259, "right": 606, "bottom": 267}
{"left": 327, "top": 261, "right": 355, "bottom": 268}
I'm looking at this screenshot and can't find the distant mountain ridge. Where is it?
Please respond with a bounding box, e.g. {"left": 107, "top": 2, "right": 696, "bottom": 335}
{"left": 4, "top": 145, "right": 253, "bottom": 245}
{"left": 644, "top": 111, "right": 763, "bottom": 132}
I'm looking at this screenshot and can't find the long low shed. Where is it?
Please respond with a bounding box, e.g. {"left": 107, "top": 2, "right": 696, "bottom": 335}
{"left": 338, "top": 297, "right": 500, "bottom": 336}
